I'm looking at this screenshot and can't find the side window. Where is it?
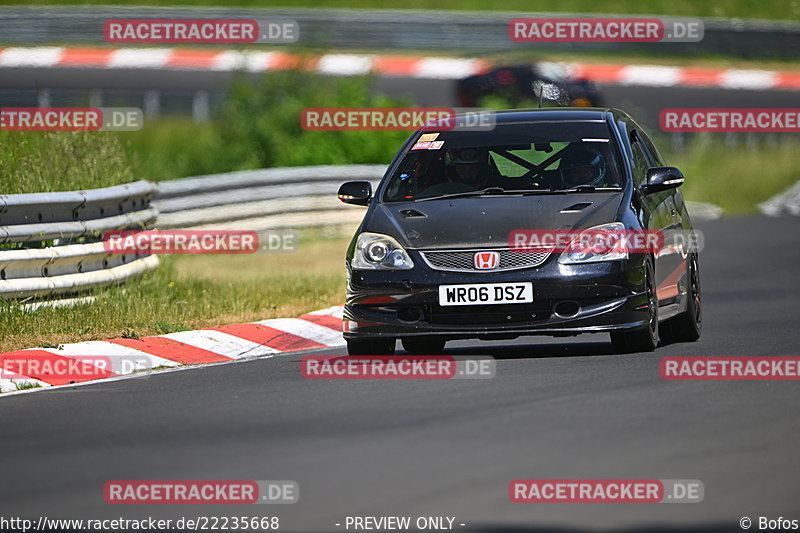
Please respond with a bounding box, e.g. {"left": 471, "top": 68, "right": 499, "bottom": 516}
{"left": 638, "top": 130, "right": 666, "bottom": 166}
{"left": 629, "top": 130, "right": 653, "bottom": 186}
{"left": 617, "top": 120, "right": 634, "bottom": 165}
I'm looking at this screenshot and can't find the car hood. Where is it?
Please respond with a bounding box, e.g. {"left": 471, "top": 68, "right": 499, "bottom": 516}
{"left": 367, "top": 193, "right": 624, "bottom": 250}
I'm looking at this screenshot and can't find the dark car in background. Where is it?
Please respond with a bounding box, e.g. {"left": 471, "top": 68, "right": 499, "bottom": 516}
{"left": 337, "top": 108, "right": 701, "bottom": 355}
{"left": 457, "top": 63, "right": 602, "bottom": 108}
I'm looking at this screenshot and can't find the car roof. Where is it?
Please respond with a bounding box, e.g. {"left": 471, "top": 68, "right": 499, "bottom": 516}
{"left": 481, "top": 108, "right": 615, "bottom": 123}
{"left": 420, "top": 107, "right": 625, "bottom": 130}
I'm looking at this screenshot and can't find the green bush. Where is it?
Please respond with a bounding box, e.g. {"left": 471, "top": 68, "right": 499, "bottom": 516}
{"left": 121, "top": 70, "right": 411, "bottom": 181}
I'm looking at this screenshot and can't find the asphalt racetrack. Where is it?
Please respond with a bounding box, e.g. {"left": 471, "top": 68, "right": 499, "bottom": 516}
{"left": 1, "top": 214, "right": 799, "bottom": 532}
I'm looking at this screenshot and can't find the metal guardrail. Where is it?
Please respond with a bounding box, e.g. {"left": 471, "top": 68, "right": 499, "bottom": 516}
{"left": 0, "top": 7, "right": 798, "bottom": 59}
{"left": 153, "top": 164, "right": 386, "bottom": 231}
{"left": 0, "top": 181, "right": 159, "bottom": 300}
{"left": 0, "top": 165, "right": 387, "bottom": 302}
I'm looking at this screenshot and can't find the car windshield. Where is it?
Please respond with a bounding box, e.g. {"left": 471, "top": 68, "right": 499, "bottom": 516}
{"left": 383, "top": 120, "right": 625, "bottom": 202}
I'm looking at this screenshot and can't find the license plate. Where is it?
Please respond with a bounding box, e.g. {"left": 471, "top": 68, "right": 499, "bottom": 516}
{"left": 438, "top": 282, "right": 533, "bottom": 306}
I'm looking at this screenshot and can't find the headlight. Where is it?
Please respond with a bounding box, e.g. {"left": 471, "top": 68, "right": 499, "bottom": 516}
{"left": 558, "top": 222, "right": 628, "bottom": 264}
{"left": 352, "top": 232, "right": 414, "bottom": 270}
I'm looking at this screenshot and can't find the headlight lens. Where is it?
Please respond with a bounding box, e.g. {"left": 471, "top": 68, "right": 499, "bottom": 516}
{"left": 558, "top": 222, "right": 628, "bottom": 264}
{"left": 353, "top": 232, "right": 414, "bottom": 270}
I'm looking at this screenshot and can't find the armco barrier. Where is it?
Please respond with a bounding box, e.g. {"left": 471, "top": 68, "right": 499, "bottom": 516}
{"left": 152, "top": 164, "right": 385, "bottom": 231}
{"left": 0, "top": 165, "right": 387, "bottom": 301}
{"left": 0, "top": 180, "right": 159, "bottom": 300}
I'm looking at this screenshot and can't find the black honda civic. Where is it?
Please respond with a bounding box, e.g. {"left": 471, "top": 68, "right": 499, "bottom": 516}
{"left": 337, "top": 108, "right": 701, "bottom": 355}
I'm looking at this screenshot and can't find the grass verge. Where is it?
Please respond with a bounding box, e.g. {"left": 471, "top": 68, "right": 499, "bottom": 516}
{"left": 668, "top": 138, "right": 800, "bottom": 214}
{"left": 0, "top": 131, "right": 134, "bottom": 195}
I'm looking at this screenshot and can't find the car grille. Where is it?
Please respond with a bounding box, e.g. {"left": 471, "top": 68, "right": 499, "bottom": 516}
{"left": 419, "top": 248, "right": 552, "bottom": 272}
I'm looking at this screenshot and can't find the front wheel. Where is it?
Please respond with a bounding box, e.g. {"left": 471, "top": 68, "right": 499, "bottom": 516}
{"left": 346, "top": 338, "right": 396, "bottom": 356}
{"left": 661, "top": 254, "right": 702, "bottom": 343}
{"left": 610, "top": 261, "right": 658, "bottom": 353}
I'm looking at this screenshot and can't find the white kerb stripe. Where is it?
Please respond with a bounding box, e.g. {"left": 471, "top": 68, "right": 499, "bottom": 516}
{"left": 317, "top": 54, "right": 374, "bottom": 75}
{"left": 256, "top": 318, "right": 345, "bottom": 347}
{"left": 241, "top": 51, "right": 276, "bottom": 72}
{"left": 0, "top": 47, "right": 64, "bottom": 67}
{"left": 720, "top": 69, "right": 778, "bottom": 89}
{"left": 42, "top": 341, "right": 181, "bottom": 373}
{"left": 210, "top": 51, "right": 275, "bottom": 71}
{"left": 161, "top": 329, "right": 279, "bottom": 359}
{"left": 0, "top": 378, "right": 51, "bottom": 393}
{"left": 413, "top": 58, "right": 483, "bottom": 79}
{"left": 211, "top": 51, "right": 245, "bottom": 71}
{"left": 108, "top": 49, "right": 174, "bottom": 69}
{"left": 619, "top": 65, "right": 681, "bottom": 87}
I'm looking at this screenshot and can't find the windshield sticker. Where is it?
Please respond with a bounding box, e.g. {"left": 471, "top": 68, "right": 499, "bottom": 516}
{"left": 428, "top": 140, "right": 445, "bottom": 150}
{"left": 419, "top": 133, "right": 440, "bottom": 142}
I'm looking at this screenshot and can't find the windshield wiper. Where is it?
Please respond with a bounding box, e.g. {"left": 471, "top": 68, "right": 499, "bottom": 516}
{"left": 557, "top": 185, "right": 623, "bottom": 193}
{"left": 416, "top": 187, "right": 512, "bottom": 202}
{"left": 414, "top": 185, "right": 622, "bottom": 202}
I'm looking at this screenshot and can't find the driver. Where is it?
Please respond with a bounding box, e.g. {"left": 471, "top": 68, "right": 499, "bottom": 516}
{"left": 446, "top": 148, "right": 489, "bottom": 189}
{"left": 560, "top": 145, "right": 610, "bottom": 188}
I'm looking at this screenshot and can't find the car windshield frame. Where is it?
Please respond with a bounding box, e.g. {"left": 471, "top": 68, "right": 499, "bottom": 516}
{"left": 381, "top": 119, "right": 627, "bottom": 203}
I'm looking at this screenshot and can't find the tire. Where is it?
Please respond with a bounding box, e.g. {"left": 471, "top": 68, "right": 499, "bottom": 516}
{"left": 610, "top": 260, "right": 658, "bottom": 353}
{"left": 662, "top": 254, "right": 702, "bottom": 343}
{"left": 346, "top": 338, "right": 396, "bottom": 356}
{"left": 401, "top": 337, "right": 447, "bottom": 354}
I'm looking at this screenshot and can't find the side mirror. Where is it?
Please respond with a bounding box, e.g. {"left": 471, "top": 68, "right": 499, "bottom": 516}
{"left": 641, "top": 167, "right": 684, "bottom": 196}
{"left": 337, "top": 181, "right": 372, "bottom": 206}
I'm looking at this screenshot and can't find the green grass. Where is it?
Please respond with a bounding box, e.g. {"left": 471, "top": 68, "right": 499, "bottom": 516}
{"left": 667, "top": 137, "right": 800, "bottom": 214}
{"left": 0, "top": 232, "right": 350, "bottom": 353}
{"left": 0, "top": 131, "right": 135, "bottom": 194}
{"left": 1, "top": 0, "right": 796, "bottom": 21}
{"left": 8, "top": 381, "right": 43, "bottom": 391}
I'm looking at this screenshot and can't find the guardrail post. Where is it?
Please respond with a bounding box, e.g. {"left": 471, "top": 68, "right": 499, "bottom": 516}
{"left": 37, "top": 89, "right": 50, "bottom": 108}
{"left": 193, "top": 91, "right": 210, "bottom": 123}
{"left": 89, "top": 89, "right": 103, "bottom": 108}
{"left": 144, "top": 91, "right": 160, "bottom": 119}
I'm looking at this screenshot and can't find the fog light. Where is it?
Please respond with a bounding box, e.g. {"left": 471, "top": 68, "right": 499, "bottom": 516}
{"left": 398, "top": 307, "right": 422, "bottom": 322}
{"left": 554, "top": 301, "right": 580, "bottom": 318}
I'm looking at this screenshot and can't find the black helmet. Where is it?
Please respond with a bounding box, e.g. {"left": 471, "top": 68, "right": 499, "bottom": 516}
{"left": 561, "top": 145, "right": 608, "bottom": 187}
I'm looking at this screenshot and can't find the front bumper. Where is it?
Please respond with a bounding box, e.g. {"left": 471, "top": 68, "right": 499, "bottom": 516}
{"left": 343, "top": 253, "right": 649, "bottom": 341}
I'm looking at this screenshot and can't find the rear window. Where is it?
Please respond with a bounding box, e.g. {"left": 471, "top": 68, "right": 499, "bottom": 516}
{"left": 383, "top": 121, "right": 625, "bottom": 202}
